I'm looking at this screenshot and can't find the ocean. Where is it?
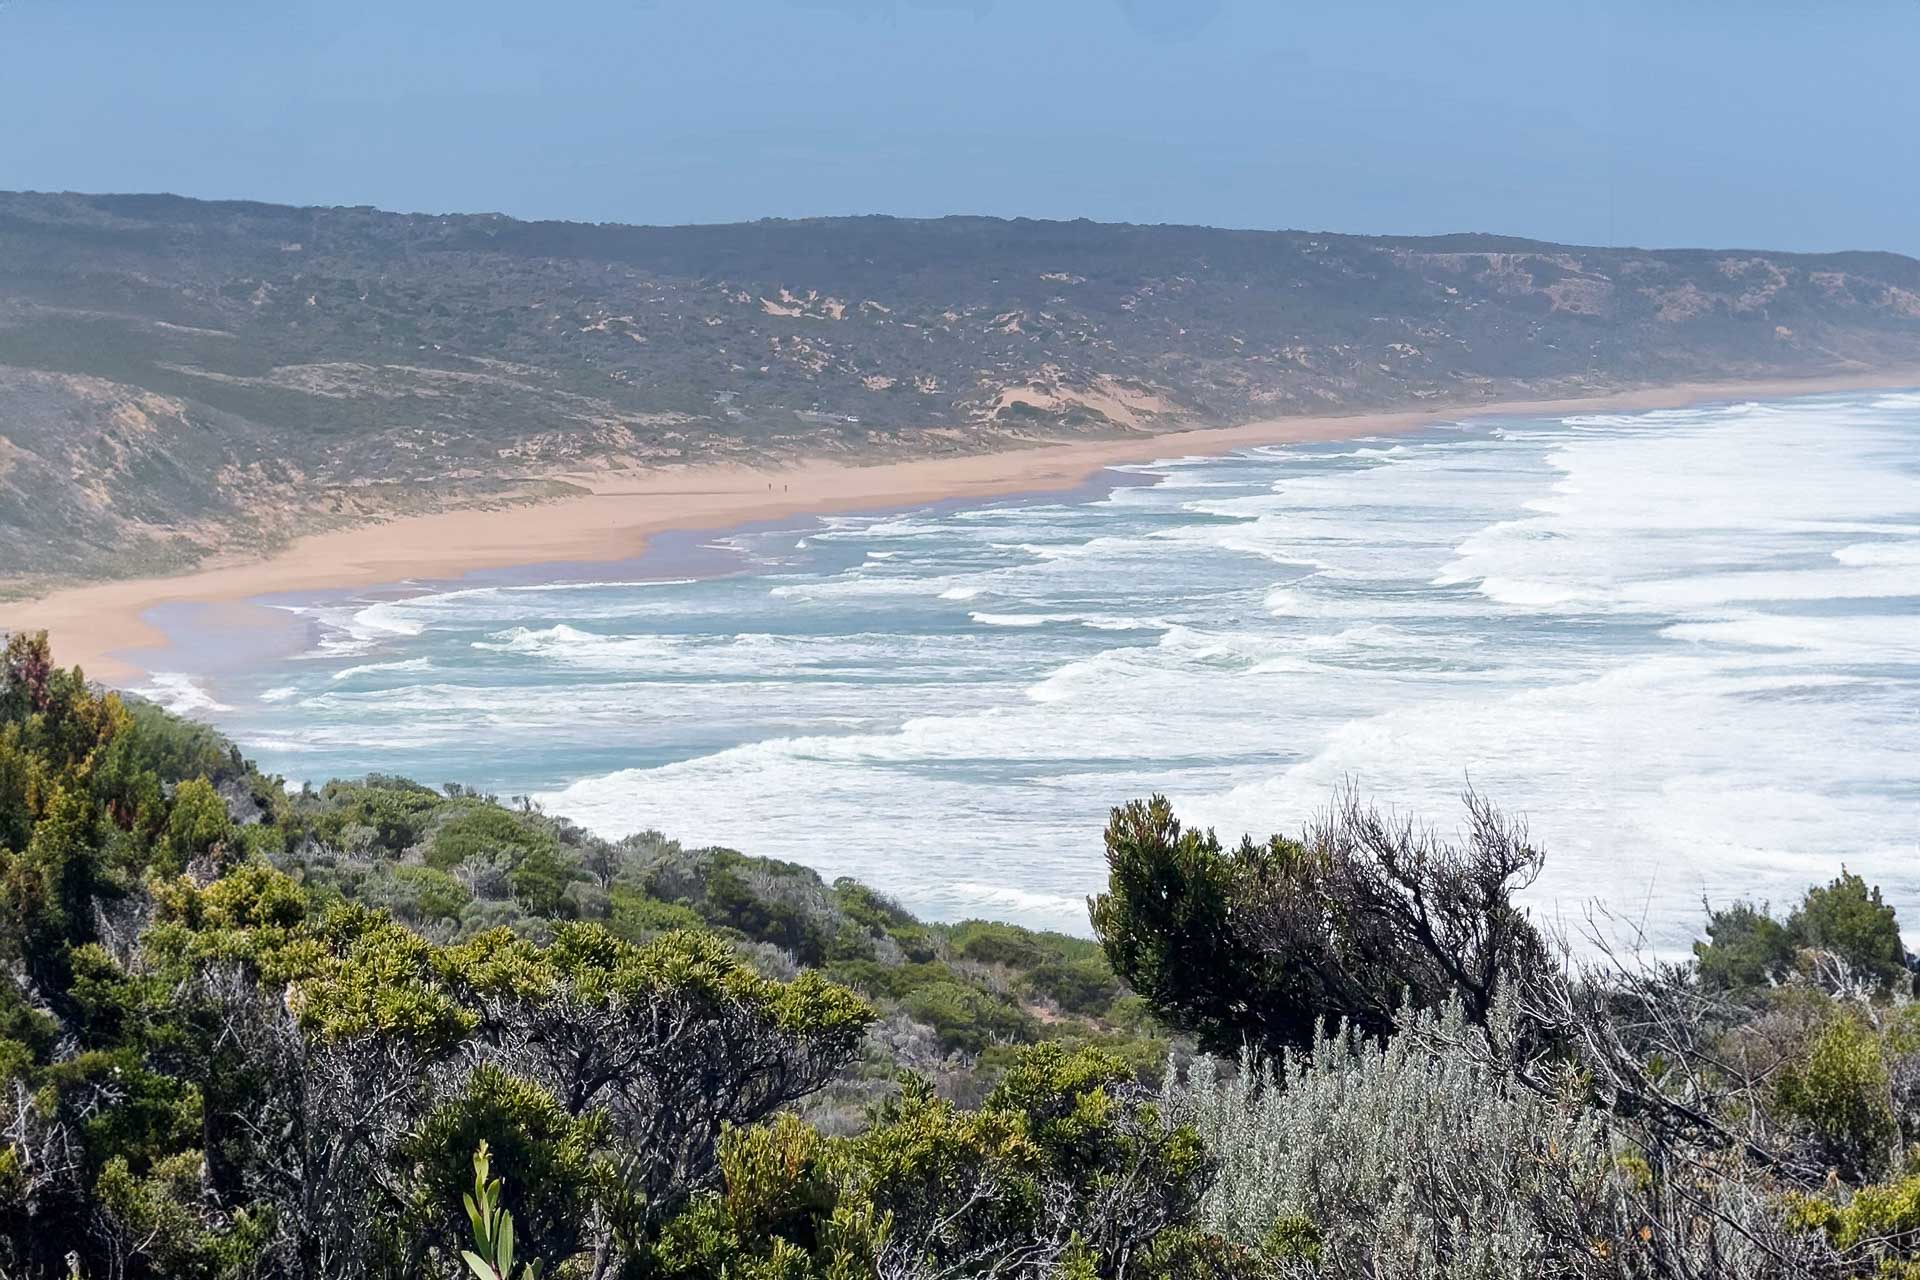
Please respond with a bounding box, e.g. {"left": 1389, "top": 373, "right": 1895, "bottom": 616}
{"left": 138, "top": 389, "right": 1920, "bottom": 946}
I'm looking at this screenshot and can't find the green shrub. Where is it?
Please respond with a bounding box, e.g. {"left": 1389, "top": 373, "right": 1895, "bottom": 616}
{"left": 1790, "top": 870, "right": 1909, "bottom": 992}
{"left": 1696, "top": 871, "right": 1910, "bottom": 996}
{"left": 160, "top": 777, "right": 233, "bottom": 874}
{"left": 695, "top": 857, "right": 832, "bottom": 963}
{"left": 949, "top": 920, "right": 1048, "bottom": 968}
{"left": 651, "top": 1042, "right": 1215, "bottom": 1279}
{"left": 1090, "top": 796, "right": 1308, "bottom": 1056}
{"left": 1694, "top": 900, "right": 1794, "bottom": 992}
{"left": 1786, "top": 1172, "right": 1920, "bottom": 1274}
{"left": 48, "top": 1049, "right": 199, "bottom": 1172}
{"left": 120, "top": 699, "right": 247, "bottom": 786}
{"left": 408, "top": 1067, "right": 605, "bottom": 1267}
{"left": 607, "top": 887, "right": 704, "bottom": 941}
{"left": 390, "top": 865, "right": 472, "bottom": 924}
{"left": 1023, "top": 956, "right": 1123, "bottom": 1016}
{"left": 886, "top": 923, "right": 939, "bottom": 963}
{"left": 509, "top": 843, "right": 579, "bottom": 919}
{"left": 1094, "top": 793, "right": 1547, "bottom": 1058}
{"left": 832, "top": 879, "right": 915, "bottom": 933}
{"left": 323, "top": 775, "right": 445, "bottom": 854}
{"left": 1774, "top": 1010, "right": 1897, "bottom": 1174}
{"left": 428, "top": 805, "right": 556, "bottom": 870}
{"left": 900, "top": 978, "right": 1038, "bottom": 1055}
{"left": 96, "top": 1151, "right": 268, "bottom": 1280}
{"left": 1136, "top": 1226, "right": 1278, "bottom": 1280}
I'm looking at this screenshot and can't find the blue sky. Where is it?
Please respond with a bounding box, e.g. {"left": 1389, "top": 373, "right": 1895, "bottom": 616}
{"left": 3, "top": 0, "right": 1916, "bottom": 254}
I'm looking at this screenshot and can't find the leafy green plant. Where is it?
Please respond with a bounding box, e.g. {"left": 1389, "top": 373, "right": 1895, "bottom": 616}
{"left": 1773, "top": 1009, "right": 1898, "bottom": 1176}
{"left": 1790, "top": 870, "right": 1910, "bottom": 993}
{"left": 1785, "top": 1171, "right": 1920, "bottom": 1276}
{"left": 1693, "top": 900, "right": 1795, "bottom": 992}
{"left": 462, "top": 1140, "right": 544, "bottom": 1280}
{"left": 1696, "top": 872, "right": 1911, "bottom": 997}
{"left": 1093, "top": 791, "right": 1546, "bottom": 1056}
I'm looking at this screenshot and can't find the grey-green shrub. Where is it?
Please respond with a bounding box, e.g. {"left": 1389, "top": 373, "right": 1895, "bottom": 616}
{"left": 1165, "top": 1002, "right": 1821, "bottom": 1280}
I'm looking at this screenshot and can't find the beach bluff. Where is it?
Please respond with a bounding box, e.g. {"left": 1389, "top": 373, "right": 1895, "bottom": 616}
{"left": 4, "top": 192, "right": 1920, "bottom": 603}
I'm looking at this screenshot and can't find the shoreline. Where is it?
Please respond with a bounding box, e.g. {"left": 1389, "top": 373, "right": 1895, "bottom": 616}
{"left": 4, "top": 368, "right": 1915, "bottom": 683}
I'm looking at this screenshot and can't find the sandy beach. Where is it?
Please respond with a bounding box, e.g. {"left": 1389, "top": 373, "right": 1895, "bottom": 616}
{"left": 5, "top": 369, "right": 1915, "bottom": 683}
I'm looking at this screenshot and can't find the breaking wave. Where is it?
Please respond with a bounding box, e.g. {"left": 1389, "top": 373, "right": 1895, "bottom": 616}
{"left": 179, "top": 387, "right": 1920, "bottom": 937}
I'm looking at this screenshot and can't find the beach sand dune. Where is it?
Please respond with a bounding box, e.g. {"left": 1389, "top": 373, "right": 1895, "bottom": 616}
{"left": 5, "top": 370, "right": 1914, "bottom": 683}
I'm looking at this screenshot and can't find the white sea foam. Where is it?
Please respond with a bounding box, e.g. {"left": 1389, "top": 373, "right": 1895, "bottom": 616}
{"left": 498, "top": 577, "right": 698, "bottom": 592}
{"left": 209, "top": 388, "right": 1920, "bottom": 937}
{"left": 140, "top": 673, "right": 233, "bottom": 716}
{"left": 472, "top": 623, "right": 681, "bottom": 664}
{"left": 1833, "top": 541, "right": 1920, "bottom": 567}
{"left": 331, "top": 657, "right": 434, "bottom": 681}
{"left": 244, "top": 735, "right": 318, "bottom": 754}
{"left": 351, "top": 601, "right": 430, "bottom": 636}
{"left": 1663, "top": 612, "right": 1920, "bottom": 660}
{"left": 970, "top": 611, "right": 1164, "bottom": 631}
{"left": 942, "top": 882, "right": 1093, "bottom": 918}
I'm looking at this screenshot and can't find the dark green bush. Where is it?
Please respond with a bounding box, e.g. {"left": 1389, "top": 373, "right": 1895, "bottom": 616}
{"left": 1023, "top": 956, "right": 1124, "bottom": 1016}
{"left": 607, "top": 886, "right": 704, "bottom": 941}
{"left": 1774, "top": 1010, "right": 1898, "bottom": 1176}
{"left": 1791, "top": 870, "right": 1909, "bottom": 992}
{"left": 1694, "top": 900, "right": 1794, "bottom": 991}
{"left": 426, "top": 804, "right": 556, "bottom": 870}
{"left": 1698, "top": 871, "right": 1910, "bottom": 996}
{"left": 950, "top": 919, "right": 1049, "bottom": 968}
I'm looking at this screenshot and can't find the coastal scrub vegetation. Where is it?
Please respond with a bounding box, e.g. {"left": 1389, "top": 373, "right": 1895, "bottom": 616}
{"left": 7, "top": 191, "right": 1920, "bottom": 592}
{"left": 4, "top": 630, "right": 1920, "bottom": 1279}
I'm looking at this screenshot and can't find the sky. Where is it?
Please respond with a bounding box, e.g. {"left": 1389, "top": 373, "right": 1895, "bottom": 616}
{"left": 3, "top": 0, "right": 1917, "bottom": 255}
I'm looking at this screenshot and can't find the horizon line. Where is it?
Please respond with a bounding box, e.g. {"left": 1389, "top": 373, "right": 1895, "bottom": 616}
{"left": 7, "top": 187, "right": 1915, "bottom": 263}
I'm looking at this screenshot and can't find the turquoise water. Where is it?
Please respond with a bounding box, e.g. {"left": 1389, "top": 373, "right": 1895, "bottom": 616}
{"left": 142, "top": 390, "right": 1920, "bottom": 942}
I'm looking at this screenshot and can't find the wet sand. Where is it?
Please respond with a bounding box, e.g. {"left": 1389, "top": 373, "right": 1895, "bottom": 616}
{"left": 5, "top": 369, "right": 1915, "bottom": 683}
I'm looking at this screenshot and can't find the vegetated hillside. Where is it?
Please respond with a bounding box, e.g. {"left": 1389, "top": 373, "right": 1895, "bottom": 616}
{"left": 275, "top": 780, "right": 1170, "bottom": 1114}
{"left": 17, "top": 641, "right": 1167, "bottom": 1109}
{"left": 3, "top": 190, "right": 1920, "bottom": 590}
{"left": 11, "top": 629, "right": 1920, "bottom": 1278}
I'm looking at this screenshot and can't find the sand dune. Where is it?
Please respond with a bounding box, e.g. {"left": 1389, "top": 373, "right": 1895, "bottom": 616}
{"left": 4, "top": 369, "right": 1914, "bottom": 683}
